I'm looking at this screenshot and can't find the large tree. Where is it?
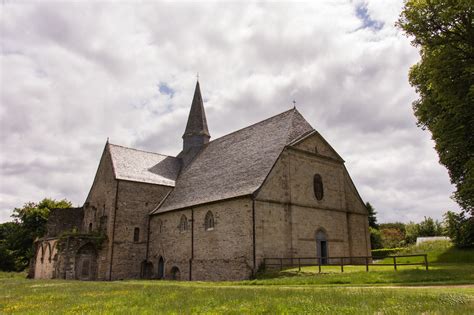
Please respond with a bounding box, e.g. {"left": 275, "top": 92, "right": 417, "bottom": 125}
{"left": 366, "top": 202, "right": 378, "bottom": 229}
{"left": 397, "top": 0, "right": 474, "bottom": 213}
{"left": 0, "top": 198, "right": 72, "bottom": 271}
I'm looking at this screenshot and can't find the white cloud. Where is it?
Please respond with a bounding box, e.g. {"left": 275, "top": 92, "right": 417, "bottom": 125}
{"left": 0, "top": 1, "right": 460, "bottom": 223}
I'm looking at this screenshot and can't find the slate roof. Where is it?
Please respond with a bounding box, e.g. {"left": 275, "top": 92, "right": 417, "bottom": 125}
{"left": 153, "top": 108, "right": 314, "bottom": 213}
{"left": 108, "top": 144, "right": 181, "bottom": 186}
{"left": 183, "top": 81, "right": 210, "bottom": 137}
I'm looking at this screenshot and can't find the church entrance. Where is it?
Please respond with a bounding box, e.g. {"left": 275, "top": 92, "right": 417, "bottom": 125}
{"left": 157, "top": 257, "right": 164, "bottom": 279}
{"left": 316, "top": 230, "right": 328, "bottom": 265}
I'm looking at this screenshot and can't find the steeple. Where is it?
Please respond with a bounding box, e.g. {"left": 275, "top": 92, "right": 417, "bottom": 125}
{"left": 182, "top": 81, "right": 210, "bottom": 152}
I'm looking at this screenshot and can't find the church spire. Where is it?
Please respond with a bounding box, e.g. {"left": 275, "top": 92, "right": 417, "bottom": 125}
{"left": 182, "top": 81, "right": 210, "bottom": 151}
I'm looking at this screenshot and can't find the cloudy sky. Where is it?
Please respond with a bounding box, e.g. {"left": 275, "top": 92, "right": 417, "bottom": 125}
{"left": 0, "top": 0, "right": 461, "bottom": 223}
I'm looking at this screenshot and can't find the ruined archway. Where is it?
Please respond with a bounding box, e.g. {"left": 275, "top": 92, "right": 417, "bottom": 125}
{"left": 74, "top": 243, "right": 98, "bottom": 281}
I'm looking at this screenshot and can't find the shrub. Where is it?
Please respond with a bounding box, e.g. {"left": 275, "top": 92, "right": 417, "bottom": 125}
{"left": 380, "top": 227, "right": 405, "bottom": 248}
{"left": 369, "top": 227, "right": 383, "bottom": 249}
{"left": 371, "top": 248, "right": 405, "bottom": 259}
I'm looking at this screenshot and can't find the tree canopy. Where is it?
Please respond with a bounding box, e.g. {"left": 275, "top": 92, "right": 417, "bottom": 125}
{"left": 397, "top": 0, "right": 474, "bottom": 213}
{"left": 0, "top": 198, "right": 72, "bottom": 271}
{"left": 366, "top": 202, "right": 378, "bottom": 229}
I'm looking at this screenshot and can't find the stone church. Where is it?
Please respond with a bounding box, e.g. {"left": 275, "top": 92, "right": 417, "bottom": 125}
{"left": 33, "top": 82, "right": 371, "bottom": 281}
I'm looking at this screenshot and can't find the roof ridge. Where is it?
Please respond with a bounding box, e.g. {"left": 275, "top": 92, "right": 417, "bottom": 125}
{"left": 108, "top": 143, "right": 177, "bottom": 159}
{"left": 285, "top": 108, "right": 298, "bottom": 143}
{"left": 208, "top": 108, "right": 295, "bottom": 144}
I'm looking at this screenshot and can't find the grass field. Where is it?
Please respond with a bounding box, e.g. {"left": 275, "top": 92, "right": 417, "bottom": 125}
{"left": 1, "top": 241, "right": 473, "bottom": 314}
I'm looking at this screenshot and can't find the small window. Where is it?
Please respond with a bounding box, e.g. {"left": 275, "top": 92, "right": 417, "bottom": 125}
{"left": 313, "top": 174, "right": 324, "bottom": 200}
{"left": 157, "top": 219, "right": 163, "bottom": 234}
{"left": 133, "top": 227, "right": 140, "bottom": 242}
{"left": 205, "top": 211, "right": 214, "bottom": 231}
{"left": 179, "top": 215, "right": 188, "bottom": 232}
{"left": 314, "top": 146, "right": 318, "bottom": 154}
{"left": 88, "top": 223, "right": 93, "bottom": 233}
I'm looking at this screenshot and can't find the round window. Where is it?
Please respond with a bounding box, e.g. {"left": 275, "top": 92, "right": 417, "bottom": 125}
{"left": 313, "top": 174, "right": 324, "bottom": 200}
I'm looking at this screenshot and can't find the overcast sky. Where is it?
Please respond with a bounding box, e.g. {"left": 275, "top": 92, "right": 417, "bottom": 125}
{"left": 0, "top": 0, "right": 461, "bottom": 223}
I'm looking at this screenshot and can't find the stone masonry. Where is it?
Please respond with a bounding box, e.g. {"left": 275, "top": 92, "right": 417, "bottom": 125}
{"left": 33, "top": 81, "right": 371, "bottom": 281}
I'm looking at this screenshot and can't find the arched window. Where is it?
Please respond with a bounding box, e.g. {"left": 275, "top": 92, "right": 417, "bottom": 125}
{"left": 313, "top": 174, "right": 324, "bottom": 201}
{"left": 133, "top": 227, "right": 140, "bottom": 242}
{"left": 205, "top": 211, "right": 214, "bottom": 231}
{"left": 157, "top": 256, "right": 164, "bottom": 279}
{"left": 88, "top": 223, "right": 93, "bottom": 233}
{"left": 179, "top": 215, "right": 188, "bottom": 232}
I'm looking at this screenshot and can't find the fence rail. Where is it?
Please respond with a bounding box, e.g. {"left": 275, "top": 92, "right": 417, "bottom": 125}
{"left": 263, "top": 254, "right": 428, "bottom": 273}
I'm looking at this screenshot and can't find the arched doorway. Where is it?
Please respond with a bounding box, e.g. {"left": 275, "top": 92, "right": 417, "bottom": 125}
{"left": 157, "top": 257, "right": 164, "bottom": 279}
{"left": 170, "top": 266, "right": 180, "bottom": 280}
{"left": 316, "top": 229, "right": 328, "bottom": 265}
{"left": 75, "top": 243, "right": 98, "bottom": 281}
{"left": 141, "top": 260, "right": 154, "bottom": 279}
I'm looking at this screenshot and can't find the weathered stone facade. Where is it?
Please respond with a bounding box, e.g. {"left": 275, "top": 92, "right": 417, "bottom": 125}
{"left": 34, "top": 82, "right": 371, "bottom": 281}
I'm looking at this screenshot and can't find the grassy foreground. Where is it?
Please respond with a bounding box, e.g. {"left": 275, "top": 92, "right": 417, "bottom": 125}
{"left": 1, "top": 277, "right": 473, "bottom": 314}
{"left": 1, "top": 241, "right": 473, "bottom": 314}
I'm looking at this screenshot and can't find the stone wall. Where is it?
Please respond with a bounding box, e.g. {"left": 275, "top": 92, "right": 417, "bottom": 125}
{"left": 82, "top": 144, "right": 118, "bottom": 280}
{"left": 110, "top": 180, "right": 172, "bottom": 280}
{"left": 255, "top": 133, "right": 370, "bottom": 267}
{"left": 33, "top": 239, "right": 58, "bottom": 279}
{"left": 148, "top": 197, "right": 254, "bottom": 281}
{"left": 46, "top": 208, "right": 83, "bottom": 237}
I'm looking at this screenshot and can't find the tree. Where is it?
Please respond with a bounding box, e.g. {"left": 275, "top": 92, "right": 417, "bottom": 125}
{"left": 381, "top": 227, "right": 406, "bottom": 248}
{"left": 366, "top": 202, "right": 378, "bottom": 229}
{"left": 369, "top": 227, "right": 383, "bottom": 249}
{"left": 397, "top": 0, "right": 474, "bottom": 213}
{"left": 404, "top": 222, "right": 420, "bottom": 244}
{"left": 0, "top": 198, "right": 72, "bottom": 271}
{"left": 444, "top": 211, "right": 474, "bottom": 248}
{"left": 417, "top": 216, "right": 443, "bottom": 237}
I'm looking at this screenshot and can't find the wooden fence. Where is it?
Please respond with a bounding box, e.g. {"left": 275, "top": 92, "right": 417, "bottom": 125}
{"left": 263, "top": 254, "right": 429, "bottom": 273}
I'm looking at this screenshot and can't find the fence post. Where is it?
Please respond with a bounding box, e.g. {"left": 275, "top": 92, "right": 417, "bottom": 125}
{"left": 365, "top": 256, "right": 369, "bottom": 272}
{"left": 280, "top": 258, "right": 283, "bottom": 270}
{"left": 298, "top": 258, "right": 301, "bottom": 272}
{"left": 424, "top": 254, "right": 429, "bottom": 270}
{"left": 393, "top": 256, "right": 397, "bottom": 271}
{"left": 340, "top": 257, "right": 344, "bottom": 272}
{"left": 318, "top": 257, "right": 321, "bottom": 273}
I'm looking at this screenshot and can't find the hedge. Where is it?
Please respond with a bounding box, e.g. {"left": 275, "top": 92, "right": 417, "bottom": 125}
{"left": 371, "top": 247, "right": 404, "bottom": 259}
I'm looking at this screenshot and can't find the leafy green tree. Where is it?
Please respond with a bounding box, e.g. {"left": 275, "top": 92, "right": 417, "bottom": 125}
{"left": 417, "top": 216, "right": 443, "bottom": 237}
{"left": 404, "top": 222, "right": 420, "bottom": 244}
{"left": 397, "top": 0, "right": 474, "bottom": 213}
{"left": 0, "top": 222, "right": 20, "bottom": 270}
{"left": 0, "top": 198, "right": 72, "bottom": 271}
{"left": 444, "top": 211, "right": 474, "bottom": 248}
{"left": 369, "top": 227, "right": 383, "bottom": 249}
{"left": 366, "top": 202, "right": 378, "bottom": 229}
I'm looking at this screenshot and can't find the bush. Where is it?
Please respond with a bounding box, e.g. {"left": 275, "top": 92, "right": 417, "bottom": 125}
{"left": 369, "top": 227, "right": 383, "bottom": 249}
{"left": 380, "top": 227, "right": 405, "bottom": 248}
{"left": 371, "top": 248, "right": 405, "bottom": 259}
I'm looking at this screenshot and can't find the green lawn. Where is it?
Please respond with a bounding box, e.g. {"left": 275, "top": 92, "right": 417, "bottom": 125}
{"left": 1, "top": 241, "right": 473, "bottom": 314}
{"left": 1, "top": 277, "right": 473, "bottom": 314}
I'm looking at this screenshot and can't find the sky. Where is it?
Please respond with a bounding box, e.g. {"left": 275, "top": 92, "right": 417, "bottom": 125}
{"left": 0, "top": 0, "right": 461, "bottom": 223}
